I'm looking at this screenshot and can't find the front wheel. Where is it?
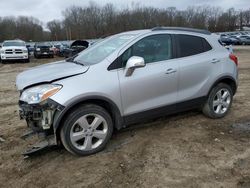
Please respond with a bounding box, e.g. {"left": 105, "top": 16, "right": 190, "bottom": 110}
{"left": 60, "top": 104, "right": 113, "bottom": 156}
{"left": 202, "top": 83, "right": 233, "bottom": 119}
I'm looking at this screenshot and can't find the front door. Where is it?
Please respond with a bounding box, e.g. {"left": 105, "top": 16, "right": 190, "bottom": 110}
{"left": 117, "top": 34, "right": 179, "bottom": 121}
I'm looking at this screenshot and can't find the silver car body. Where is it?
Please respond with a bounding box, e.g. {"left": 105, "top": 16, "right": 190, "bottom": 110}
{"left": 16, "top": 28, "right": 238, "bottom": 131}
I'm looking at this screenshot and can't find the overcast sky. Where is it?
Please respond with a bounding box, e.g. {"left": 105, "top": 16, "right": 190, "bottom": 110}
{"left": 0, "top": 0, "right": 249, "bottom": 24}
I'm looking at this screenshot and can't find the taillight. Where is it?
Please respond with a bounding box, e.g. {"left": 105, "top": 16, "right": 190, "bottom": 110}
{"left": 229, "top": 54, "right": 238, "bottom": 66}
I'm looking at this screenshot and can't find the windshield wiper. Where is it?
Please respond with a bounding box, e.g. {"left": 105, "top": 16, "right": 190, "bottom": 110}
{"left": 66, "top": 55, "right": 84, "bottom": 66}
{"left": 72, "top": 60, "right": 84, "bottom": 66}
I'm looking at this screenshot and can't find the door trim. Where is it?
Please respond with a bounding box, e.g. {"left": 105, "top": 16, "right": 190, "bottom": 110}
{"left": 123, "top": 96, "right": 206, "bottom": 126}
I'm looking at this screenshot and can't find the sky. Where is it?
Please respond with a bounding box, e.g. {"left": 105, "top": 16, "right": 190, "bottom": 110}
{"left": 0, "top": 0, "right": 249, "bottom": 25}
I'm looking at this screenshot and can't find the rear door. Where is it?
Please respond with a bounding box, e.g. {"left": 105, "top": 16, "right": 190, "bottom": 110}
{"left": 117, "top": 34, "right": 179, "bottom": 120}
{"left": 175, "top": 34, "right": 221, "bottom": 103}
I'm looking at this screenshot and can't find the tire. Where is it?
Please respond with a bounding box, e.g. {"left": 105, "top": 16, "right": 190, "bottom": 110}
{"left": 202, "top": 83, "right": 233, "bottom": 119}
{"left": 24, "top": 58, "right": 30, "bottom": 63}
{"left": 60, "top": 104, "right": 113, "bottom": 156}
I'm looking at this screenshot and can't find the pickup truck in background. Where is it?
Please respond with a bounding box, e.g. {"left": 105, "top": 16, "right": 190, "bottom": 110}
{"left": 0, "top": 40, "right": 29, "bottom": 63}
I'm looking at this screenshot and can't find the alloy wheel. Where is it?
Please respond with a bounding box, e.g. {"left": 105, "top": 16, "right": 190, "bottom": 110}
{"left": 213, "top": 88, "right": 231, "bottom": 115}
{"left": 70, "top": 113, "right": 108, "bottom": 151}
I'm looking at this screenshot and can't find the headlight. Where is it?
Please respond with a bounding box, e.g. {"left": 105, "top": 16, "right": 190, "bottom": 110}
{"left": 49, "top": 47, "right": 54, "bottom": 51}
{"left": 36, "top": 48, "right": 41, "bottom": 51}
{"left": 20, "top": 84, "right": 62, "bottom": 104}
{"left": 23, "top": 49, "right": 28, "bottom": 53}
{"left": 0, "top": 50, "right": 4, "bottom": 54}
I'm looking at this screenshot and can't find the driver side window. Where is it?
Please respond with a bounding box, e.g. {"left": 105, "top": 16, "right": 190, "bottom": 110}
{"left": 121, "top": 34, "right": 172, "bottom": 67}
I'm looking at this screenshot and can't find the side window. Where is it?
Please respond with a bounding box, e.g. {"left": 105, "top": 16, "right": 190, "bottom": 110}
{"left": 202, "top": 38, "right": 212, "bottom": 51}
{"left": 121, "top": 48, "right": 132, "bottom": 66}
{"left": 121, "top": 34, "right": 172, "bottom": 66}
{"left": 177, "top": 35, "right": 212, "bottom": 57}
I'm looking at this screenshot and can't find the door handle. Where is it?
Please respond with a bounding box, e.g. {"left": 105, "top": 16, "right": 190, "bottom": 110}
{"left": 165, "top": 68, "right": 177, "bottom": 74}
{"left": 211, "top": 59, "right": 220, "bottom": 64}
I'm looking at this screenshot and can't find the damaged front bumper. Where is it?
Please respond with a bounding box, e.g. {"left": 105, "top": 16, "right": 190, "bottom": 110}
{"left": 19, "top": 99, "right": 64, "bottom": 156}
{"left": 19, "top": 98, "right": 64, "bottom": 132}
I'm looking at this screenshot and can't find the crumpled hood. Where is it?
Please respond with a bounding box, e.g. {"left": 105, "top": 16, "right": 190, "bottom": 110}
{"left": 16, "top": 61, "right": 89, "bottom": 90}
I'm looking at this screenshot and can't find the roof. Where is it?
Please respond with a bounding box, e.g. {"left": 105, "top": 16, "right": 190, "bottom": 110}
{"left": 3, "top": 39, "right": 25, "bottom": 43}
{"left": 151, "top": 27, "right": 211, "bottom": 35}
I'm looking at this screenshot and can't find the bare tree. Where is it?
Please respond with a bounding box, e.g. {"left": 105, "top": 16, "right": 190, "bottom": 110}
{"left": 0, "top": 4, "right": 249, "bottom": 42}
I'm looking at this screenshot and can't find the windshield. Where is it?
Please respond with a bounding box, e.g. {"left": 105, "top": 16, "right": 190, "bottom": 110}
{"left": 36, "top": 43, "right": 51, "bottom": 47}
{"left": 3, "top": 41, "right": 25, "bottom": 47}
{"left": 74, "top": 34, "right": 136, "bottom": 65}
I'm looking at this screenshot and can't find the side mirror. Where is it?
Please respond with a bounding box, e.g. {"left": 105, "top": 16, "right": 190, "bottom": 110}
{"left": 125, "top": 56, "right": 145, "bottom": 77}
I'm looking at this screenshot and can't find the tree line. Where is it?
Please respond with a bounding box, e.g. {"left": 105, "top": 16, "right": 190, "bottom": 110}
{"left": 0, "top": 16, "right": 50, "bottom": 42}
{"left": 0, "top": 3, "right": 250, "bottom": 42}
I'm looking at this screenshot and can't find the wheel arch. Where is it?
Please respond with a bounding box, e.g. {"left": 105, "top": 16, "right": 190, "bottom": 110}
{"left": 53, "top": 96, "right": 124, "bottom": 142}
{"left": 208, "top": 76, "right": 237, "bottom": 96}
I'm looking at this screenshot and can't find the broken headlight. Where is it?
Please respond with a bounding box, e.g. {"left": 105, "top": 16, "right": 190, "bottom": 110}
{"left": 20, "top": 84, "right": 62, "bottom": 104}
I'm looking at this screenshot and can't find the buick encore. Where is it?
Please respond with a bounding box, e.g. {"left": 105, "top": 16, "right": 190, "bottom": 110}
{"left": 16, "top": 27, "right": 238, "bottom": 156}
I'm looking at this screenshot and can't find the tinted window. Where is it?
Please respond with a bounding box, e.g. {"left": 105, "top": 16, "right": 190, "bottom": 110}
{"left": 202, "top": 38, "right": 212, "bottom": 51}
{"left": 121, "top": 34, "right": 172, "bottom": 66}
{"left": 177, "top": 35, "right": 212, "bottom": 57}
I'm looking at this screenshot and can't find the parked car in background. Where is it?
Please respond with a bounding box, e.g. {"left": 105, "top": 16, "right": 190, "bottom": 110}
{"left": 16, "top": 27, "right": 238, "bottom": 156}
{"left": 239, "top": 36, "right": 250, "bottom": 45}
{"left": 0, "top": 40, "right": 29, "bottom": 63}
{"left": 220, "top": 36, "right": 239, "bottom": 45}
{"left": 57, "top": 43, "right": 69, "bottom": 57}
{"left": 34, "top": 42, "right": 54, "bottom": 58}
{"left": 51, "top": 43, "right": 61, "bottom": 55}
{"left": 63, "top": 40, "right": 89, "bottom": 58}
{"left": 229, "top": 35, "right": 242, "bottom": 45}
{"left": 26, "top": 43, "right": 35, "bottom": 56}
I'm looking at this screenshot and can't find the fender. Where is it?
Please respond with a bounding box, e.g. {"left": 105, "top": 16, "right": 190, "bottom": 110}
{"left": 207, "top": 75, "right": 237, "bottom": 96}
{"left": 53, "top": 95, "right": 124, "bottom": 134}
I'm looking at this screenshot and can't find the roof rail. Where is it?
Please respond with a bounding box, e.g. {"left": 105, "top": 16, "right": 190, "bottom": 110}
{"left": 151, "top": 27, "right": 211, "bottom": 35}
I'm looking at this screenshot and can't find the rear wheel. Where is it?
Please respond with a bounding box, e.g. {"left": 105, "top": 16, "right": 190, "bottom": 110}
{"left": 60, "top": 104, "right": 113, "bottom": 156}
{"left": 202, "top": 83, "right": 233, "bottom": 119}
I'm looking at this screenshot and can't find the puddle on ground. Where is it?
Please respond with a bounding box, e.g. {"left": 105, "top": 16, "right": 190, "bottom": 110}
{"left": 231, "top": 122, "right": 250, "bottom": 133}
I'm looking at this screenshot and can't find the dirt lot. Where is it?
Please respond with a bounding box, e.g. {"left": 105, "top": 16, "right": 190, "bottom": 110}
{"left": 0, "top": 48, "right": 250, "bottom": 188}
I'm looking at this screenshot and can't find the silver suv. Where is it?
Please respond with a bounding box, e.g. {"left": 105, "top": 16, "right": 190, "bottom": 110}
{"left": 16, "top": 27, "right": 238, "bottom": 156}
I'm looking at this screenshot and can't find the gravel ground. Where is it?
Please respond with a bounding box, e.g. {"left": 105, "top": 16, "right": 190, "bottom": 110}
{"left": 0, "top": 47, "right": 250, "bottom": 188}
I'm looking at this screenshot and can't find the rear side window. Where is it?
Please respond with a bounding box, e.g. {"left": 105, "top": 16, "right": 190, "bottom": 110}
{"left": 177, "top": 35, "right": 212, "bottom": 57}
{"left": 202, "top": 38, "right": 212, "bottom": 51}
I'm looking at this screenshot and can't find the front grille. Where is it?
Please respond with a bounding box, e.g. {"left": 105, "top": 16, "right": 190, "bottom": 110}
{"left": 40, "top": 47, "right": 50, "bottom": 53}
{"left": 15, "top": 49, "right": 23, "bottom": 54}
{"left": 5, "top": 49, "right": 13, "bottom": 54}
{"left": 4, "top": 49, "right": 24, "bottom": 54}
